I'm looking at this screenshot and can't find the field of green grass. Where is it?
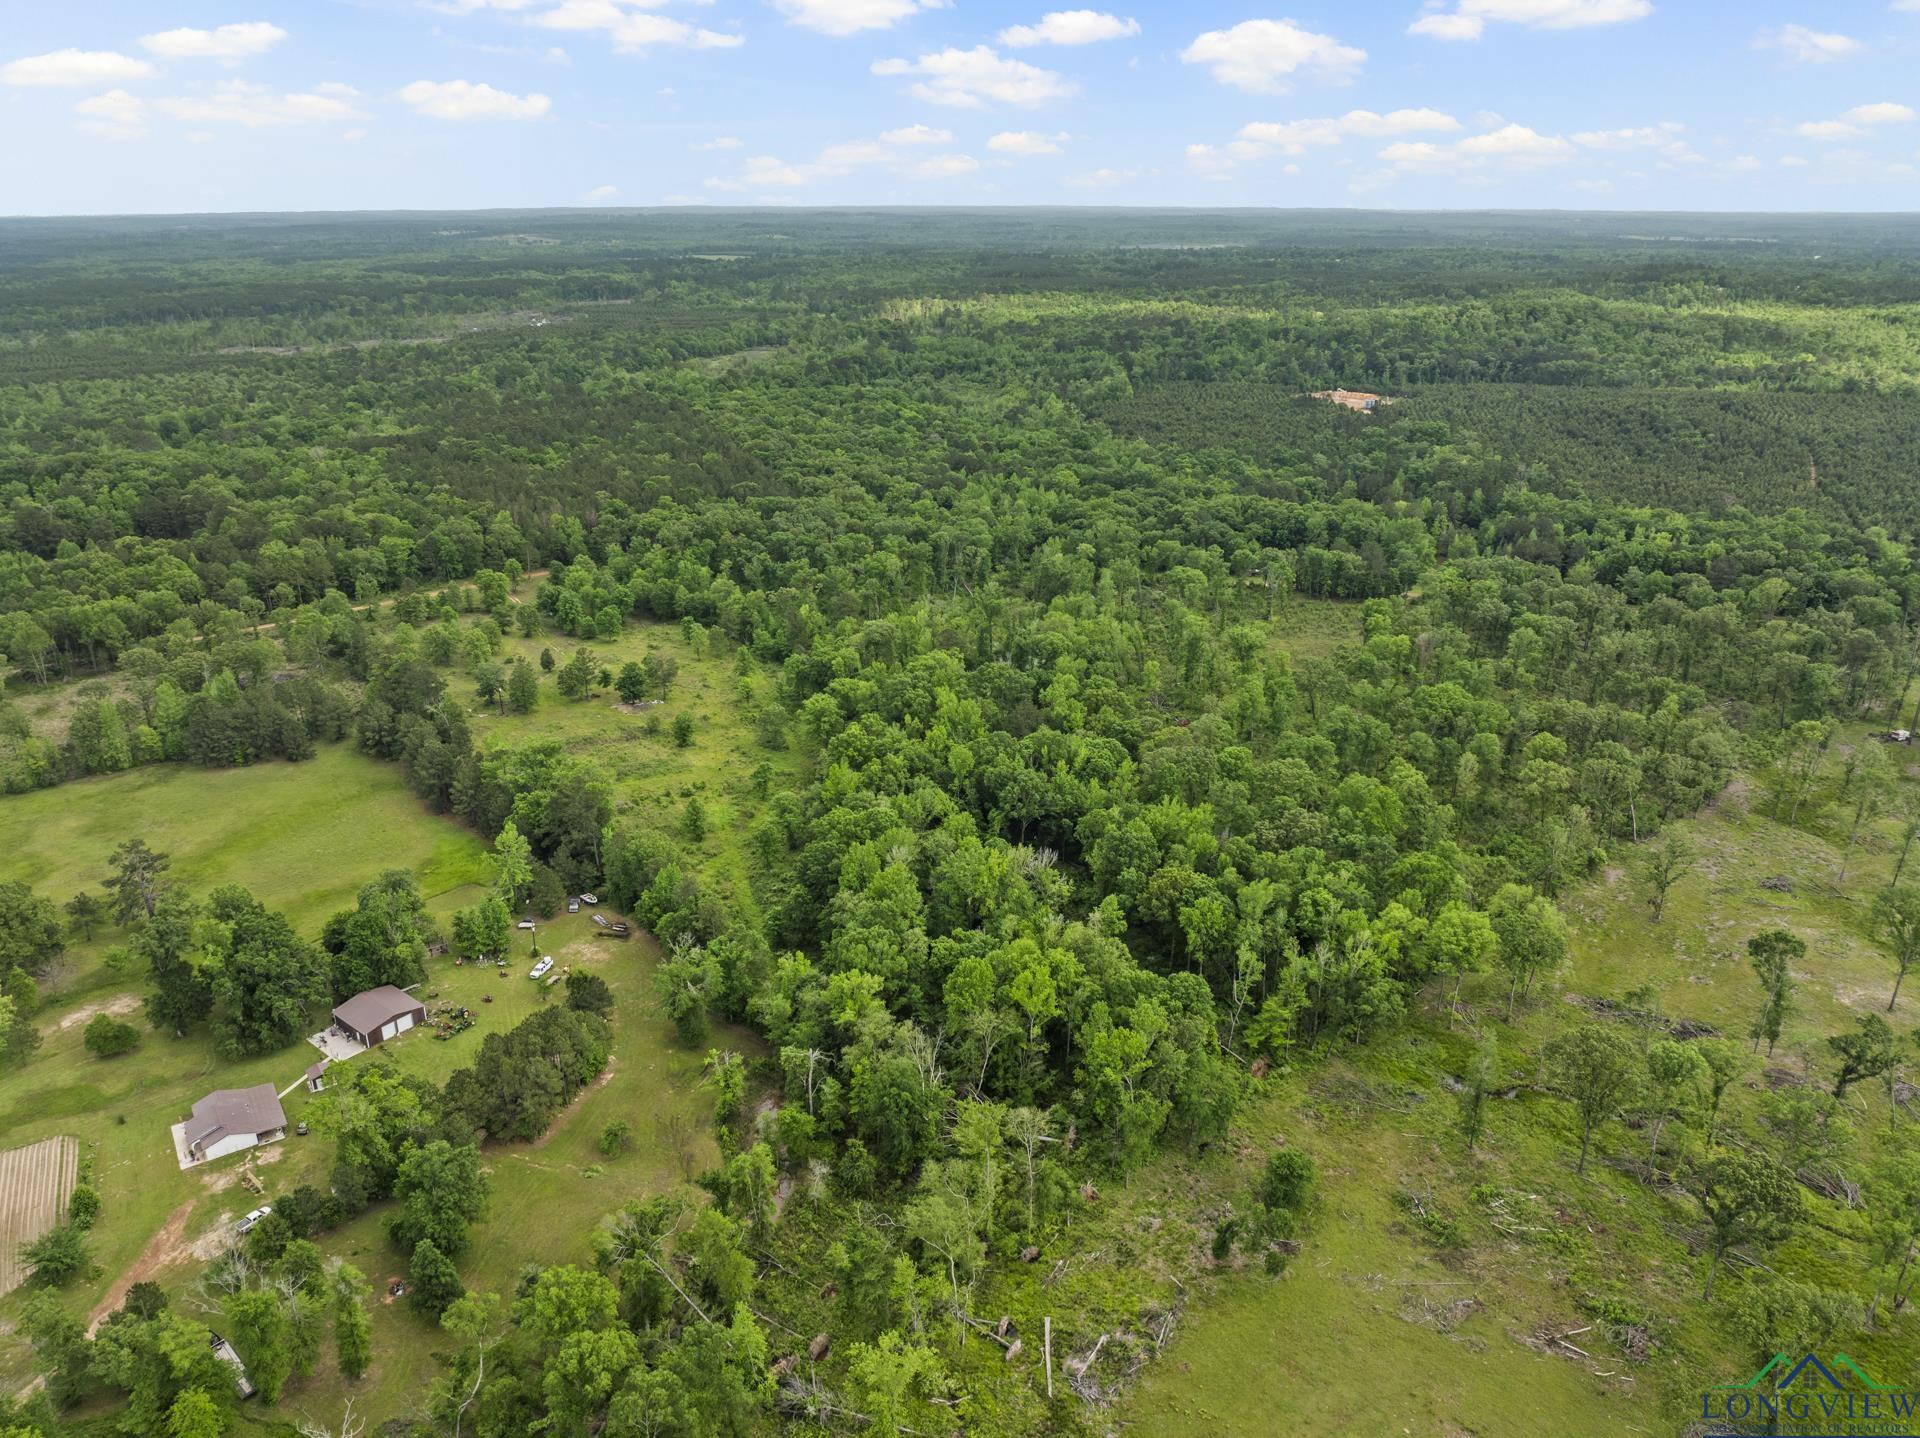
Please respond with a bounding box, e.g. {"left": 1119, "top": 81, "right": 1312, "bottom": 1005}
{"left": 0, "top": 744, "right": 492, "bottom": 980}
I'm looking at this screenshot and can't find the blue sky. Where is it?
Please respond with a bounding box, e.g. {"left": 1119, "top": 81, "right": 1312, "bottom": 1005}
{"left": 3, "top": 0, "right": 1918, "bottom": 213}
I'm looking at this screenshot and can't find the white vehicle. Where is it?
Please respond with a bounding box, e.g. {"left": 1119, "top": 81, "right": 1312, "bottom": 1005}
{"left": 567, "top": 899, "right": 581, "bottom": 913}
{"left": 516, "top": 919, "right": 536, "bottom": 930}
{"left": 580, "top": 893, "right": 599, "bottom": 905}
{"left": 236, "top": 1205, "right": 272, "bottom": 1235}
{"left": 530, "top": 956, "right": 554, "bottom": 980}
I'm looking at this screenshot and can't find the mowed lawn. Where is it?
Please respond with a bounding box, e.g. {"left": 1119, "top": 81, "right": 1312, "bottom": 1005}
{"left": 0, "top": 743, "right": 492, "bottom": 950}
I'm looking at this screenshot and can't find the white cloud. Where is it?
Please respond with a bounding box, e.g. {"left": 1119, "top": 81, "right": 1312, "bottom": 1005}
{"left": 1570, "top": 121, "right": 1700, "bottom": 161}
{"left": 139, "top": 22, "right": 287, "bottom": 60}
{"left": 989, "top": 128, "right": 1068, "bottom": 155}
{"left": 1727, "top": 153, "right": 1762, "bottom": 171}
{"left": 1374, "top": 121, "right": 1574, "bottom": 174}
{"left": 912, "top": 152, "right": 979, "bottom": 176}
{"left": 1189, "top": 108, "right": 1457, "bottom": 174}
{"left": 1755, "top": 23, "right": 1863, "bottom": 63}
{"left": 585, "top": 183, "right": 620, "bottom": 200}
{"left": 1843, "top": 101, "right": 1916, "bottom": 125}
{"left": 1409, "top": 0, "right": 1649, "bottom": 39}
{"left": 693, "top": 135, "right": 744, "bottom": 150}
{"left": 772, "top": 0, "right": 944, "bottom": 37}
{"left": 999, "top": 10, "right": 1139, "bottom": 46}
{"left": 2, "top": 49, "right": 156, "bottom": 87}
{"left": 73, "top": 88, "right": 147, "bottom": 140}
{"left": 1455, "top": 123, "right": 1575, "bottom": 160}
{"left": 1242, "top": 107, "right": 1460, "bottom": 151}
{"left": 880, "top": 123, "right": 952, "bottom": 144}
{"left": 529, "top": 4, "right": 743, "bottom": 54}
{"left": 709, "top": 129, "right": 982, "bottom": 190}
{"left": 1408, "top": 12, "right": 1485, "bottom": 39}
{"left": 1794, "top": 101, "right": 1915, "bottom": 141}
{"left": 1067, "top": 166, "right": 1136, "bottom": 186}
{"left": 157, "top": 81, "right": 364, "bottom": 126}
{"left": 343, "top": 128, "right": 368, "bottom": 141}
{"left": 399, "top": 79, "right": 551, "bottom": 120}
{"left": 1179, "top": 20, "right": 1364, "bottom": 95}
{"left": 872, "top": 46, "right": 1078, "bottom": 107}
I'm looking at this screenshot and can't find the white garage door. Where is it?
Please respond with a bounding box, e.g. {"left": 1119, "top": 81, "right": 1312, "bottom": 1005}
{"left": 395, "top": 1012, "right": 415, "bottom": 1035}
{"left": 379, "top": 1019, "right": 398, "bottom": 1041}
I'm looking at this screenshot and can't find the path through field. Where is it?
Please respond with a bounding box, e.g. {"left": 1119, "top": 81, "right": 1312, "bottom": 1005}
{"left": 0, "top": 1135, "right": 78, "bottom": 1295}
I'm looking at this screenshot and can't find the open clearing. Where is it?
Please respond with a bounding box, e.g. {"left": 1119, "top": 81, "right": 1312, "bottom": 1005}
{"left": 0, "top": 1137, "right": 78, "bottom": 1296}
{"left": 0, "top": 744, "right": 491, "bottom": 991}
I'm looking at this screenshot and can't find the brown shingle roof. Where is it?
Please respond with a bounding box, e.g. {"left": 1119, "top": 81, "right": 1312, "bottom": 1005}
{"left": 186, "top": 1084, "right": 286, "bottom": 1148}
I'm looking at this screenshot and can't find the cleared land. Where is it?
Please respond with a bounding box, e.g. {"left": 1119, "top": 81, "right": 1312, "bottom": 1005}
{"left": 0, "top": 1136, "right": 78, "bottom": 1296}
{"left": 1117, "top": 724, "right": 1920, "bottom": 1436}
{"left": 0, "top": 744, "right": 492, "bottom": 987}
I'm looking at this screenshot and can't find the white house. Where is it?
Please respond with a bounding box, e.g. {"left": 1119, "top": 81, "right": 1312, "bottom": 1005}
{"left": 177, "top": 1085, "right": 287, "bottom": 1166}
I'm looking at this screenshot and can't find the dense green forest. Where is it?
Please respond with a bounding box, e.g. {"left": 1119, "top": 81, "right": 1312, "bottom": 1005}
{"left": 3, "top": 210, "right": 1920, "bottom": 1438}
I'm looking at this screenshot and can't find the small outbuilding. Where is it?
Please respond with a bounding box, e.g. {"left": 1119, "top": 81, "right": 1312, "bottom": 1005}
{"left": 331, "top": 986, "right": 428, "bottom": 1048}
{"left": 180, "top": 1085, "right": 287, "bottom": 1165}
{"left": 304, "top": 1060, "right": 330, "bottom": 1094}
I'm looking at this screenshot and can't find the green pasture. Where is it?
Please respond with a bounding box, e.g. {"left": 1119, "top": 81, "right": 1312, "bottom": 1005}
{"left": 0, "top": 744, "right": 491, "bottom": 985}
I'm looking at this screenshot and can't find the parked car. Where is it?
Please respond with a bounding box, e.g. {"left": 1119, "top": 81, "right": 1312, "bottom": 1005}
{"left": 530, "top": 956, "right": 554, "bottom": 980}
{"left": 580, "top": 893, "right": 599, "bottom": 905}
{"left": 236, "top": 1206, "right": 272, "bottom": 1234}
{"left": 567, "top": 899, "right": 581, "bottom": 913}
{"left": 516, "top": 919, "right": 536, "bottom": 930}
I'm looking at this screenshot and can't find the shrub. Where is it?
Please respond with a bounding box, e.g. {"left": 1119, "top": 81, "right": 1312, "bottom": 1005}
{"left": 66, "top": 1184, "right": 100, "bottom": 1230}
{"left": 83, "top": 1013, "right": 141, "bottom": 1059}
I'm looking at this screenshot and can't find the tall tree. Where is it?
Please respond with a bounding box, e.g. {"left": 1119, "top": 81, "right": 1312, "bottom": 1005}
{"left": 1872, "top": 885, "right": 1920, "bottom": 1012}
{"left": 1746, "top": 928, "right": 1802, "bottom": 1055}
{"left": 1642, "top": 834, "right": 1692, "bottom": 923}
{"left": 106, "top": 839, "right": 170, "bottom": 924}
{"left": 1687, "top": 1152, "right": 1800, "bottom": 1299}
{"left": 1543, "top": 1024, "right": 1637, "bottom": 1175}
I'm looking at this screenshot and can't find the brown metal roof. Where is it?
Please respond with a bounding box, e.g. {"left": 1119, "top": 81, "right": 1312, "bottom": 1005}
{"left": 331, "top": 985, "right": 424, "bottom": 1036}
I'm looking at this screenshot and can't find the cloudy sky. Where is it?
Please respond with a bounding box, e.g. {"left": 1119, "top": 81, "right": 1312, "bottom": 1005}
{"left": 3, "top": 0, "right": 1919, "bottom": 213}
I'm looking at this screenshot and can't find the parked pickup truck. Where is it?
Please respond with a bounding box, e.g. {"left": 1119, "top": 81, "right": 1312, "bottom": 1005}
{"left": 236, "top": 1206, "right": 272, "bottom": 1235}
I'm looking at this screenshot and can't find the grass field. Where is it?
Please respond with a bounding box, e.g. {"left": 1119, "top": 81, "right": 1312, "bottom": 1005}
{"left": 0, "top": 744, "right": 492, "bottom": 977}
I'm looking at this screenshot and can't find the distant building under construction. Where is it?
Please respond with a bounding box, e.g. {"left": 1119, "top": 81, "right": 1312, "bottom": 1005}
{"left": 1310, "top": 388, "right": 1394, "bottom": 413}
